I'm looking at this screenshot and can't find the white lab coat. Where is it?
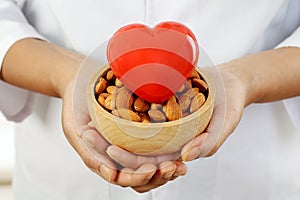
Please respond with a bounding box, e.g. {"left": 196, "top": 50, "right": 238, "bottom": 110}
{"left": 0, "top": 0, "right": 300, "bottom": 199}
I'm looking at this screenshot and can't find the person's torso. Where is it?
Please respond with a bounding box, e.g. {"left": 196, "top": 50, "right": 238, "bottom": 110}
{"left": 13, "top": 1, "right": 300, "bottom": 200}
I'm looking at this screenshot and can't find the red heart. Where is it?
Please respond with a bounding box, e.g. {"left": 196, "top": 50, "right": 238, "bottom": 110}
{"left": 107, "top": 21, "right": 199, "bottom": 103}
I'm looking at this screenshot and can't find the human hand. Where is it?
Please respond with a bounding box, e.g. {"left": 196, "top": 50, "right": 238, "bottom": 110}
{"left": 179, "top": 47, "right": 300, "bottom": 161}
{"left": 61, "top": 66, "right": 187, "bottom": 193}
{"left": 181, "top": 65, "right": 246, "bottom": 160}
{"left": 106, "top": 145, "right": 186, "bottom": 192}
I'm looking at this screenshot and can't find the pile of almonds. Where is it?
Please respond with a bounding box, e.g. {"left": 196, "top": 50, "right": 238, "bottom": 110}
{"left": 95, "top": 68, "right": 208, "bottom": 123}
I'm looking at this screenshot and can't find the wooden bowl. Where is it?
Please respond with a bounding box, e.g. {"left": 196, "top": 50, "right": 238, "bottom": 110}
{"left": 87, "top": 67, "right": 215, "bottom": 156}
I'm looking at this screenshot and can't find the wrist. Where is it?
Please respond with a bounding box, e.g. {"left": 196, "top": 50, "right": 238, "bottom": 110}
{"left": 1, "top": 39, "right": 85, "bottom": 98}
{"left": 217, "top": 59, "right": 262, "bottom": 108}
{"left": 50, "top": 51, "right": 84, "bottom": 98}
{"left": 218, "top": 47, "right": 300, "bottom": 107}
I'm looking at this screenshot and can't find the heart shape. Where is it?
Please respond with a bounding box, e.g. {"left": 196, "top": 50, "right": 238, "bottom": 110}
{"left": 107, "top": 21, "right": 199, "bottom": 103}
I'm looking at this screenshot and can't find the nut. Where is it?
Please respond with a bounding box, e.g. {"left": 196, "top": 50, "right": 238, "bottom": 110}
{"left": 106, "top": 70, "right": 115, "bottom": 82}
{"left": 192, "top": 78, "right": 208, "bottom": 92}
{"left": 182, "top": 112, "right": 190, "bottom": 118}
{"left": 104, "top": 95, "right": 116, "bottom": 111}
{"left": 106, "top": 86, "right": 118, "bottom": 95}
{"left": 148, "top": 109, "right": 166, "bottom": 122}
{"left": 179, "top": 93, "right": 192, "bottom": 112}
{"left": 177, "top": 83, "right": 186, "bottom": 93}
{"left": 164, "top": 96, "right": 182, "bottom": 121}
{"left": 95, "top": 78, "right": 107, "bottom": 95}
{"left": 118, "top": 108, "right": 141, "bottom": 122}
{"left": 150, "top": 103, "right": 163, "bottom": 111}
{"left": 184, "top": 79, "right": 192, "bottom": 91}
{"left": 138, "top": 113, "right": 151, "bottom": 123}
{"left": 116, "top": 87, "right": 134, "bottom": 109}
{"left": 100, "top": 93, "right": 110, "bottom": 98}
{"left": 115, "top": 78, "right": 123, "bottom": 87}
{"left": 97, "top": 95, "right": 106, "bottom": 108}
{"left": 134, "top": 97, "right": 150, "bottom": 112}
{"left": 95, "top": 67, "right": 209, "bottom": 123}
{"left": 190, "top": 70, "right": 200, "bottom": 79}
{"left": 190, "top": 93, "right": 206, "bottom": 113}
{"left": 184, "top": 88, "right": 199, "bottom": 99}
{"left": 177, "top": 80, "right": 192, "bottom": 94}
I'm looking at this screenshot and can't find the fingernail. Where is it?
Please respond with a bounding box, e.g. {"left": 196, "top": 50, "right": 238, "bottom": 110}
{"left": 145, "top": 173, "right": 154, "bottom": 182}
{"left": 173, "top": 163, "right": 187, "bottom": 177}
{"left": 163, "top": 171, "right": 174, "bottom": 180}
{"left": 187, "top": 147, "right": 201, "bottom": 161}
{"left": 106, "top": 146, "right": 119, "bottom": 160}
{"left": 100, "top": 165, "right": 111, "bottom": 181}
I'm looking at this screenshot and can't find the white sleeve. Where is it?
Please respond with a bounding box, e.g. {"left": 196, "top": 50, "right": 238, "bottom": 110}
{"left": 276, "top": 26, "right": 300, "bottom": 129}
{"left": 0, "top": 0, "right": 45, "bottom": 122}
{"left": 277, "top": 26, "right": 300, "bottom": 49}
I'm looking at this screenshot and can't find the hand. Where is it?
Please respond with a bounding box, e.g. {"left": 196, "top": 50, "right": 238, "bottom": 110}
{"left": 62, "top": 74, "right": 187, "bottom": 193}
{"left": 106, "top": 145, "right": 187, "bottom": 193}
{"left": 181, "top": 65, "right": 246, "bottom": 160}
{"left": 3, "top": 39, "right": 298, "bottom": 192}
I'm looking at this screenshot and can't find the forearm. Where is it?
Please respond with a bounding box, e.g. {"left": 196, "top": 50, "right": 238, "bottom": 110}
{"left": 219, "top": 47, "right": 300, "bottom": 107}
{"left": 0, "top": 38, "right": 85, "bottom": 98}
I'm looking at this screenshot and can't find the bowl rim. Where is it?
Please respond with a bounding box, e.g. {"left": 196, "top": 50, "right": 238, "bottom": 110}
{"left": 87, "top": 65, "right": 215, "bottom": 128}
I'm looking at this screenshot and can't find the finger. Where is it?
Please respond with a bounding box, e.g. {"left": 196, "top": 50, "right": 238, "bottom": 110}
{"left": 181, "top": 92, "right": 243, "bottom": 161}
{"left": 72, "top": 132, "right": 117, "bottom": 182}
{"left": 181, "top": 103, "right": 226, "bottom": 161}
{"left": 181, "top": 132, "right": 208, "bottom": 161}
{"left": 63, "top": 74, "right": 119, "bottom": 183}
{"left": 81, "top": 129, "right": 109, "bottom": 155}
{"left": 171, "top": 160, "right": 187, "bottom": 178}
{"left": 180, "top": 66, "right": 228, "bottom": 161}
{"left": 201, "top": 96, "right": 243, "bottom": 157}
{"left": 80, "top": 130, "right": 118, "bottom": 182}
{"left": 132, "top": 161, "right": 178, "bottom": 193}
{"left": 64, "top": 125, "right": 118, "bottom": 182}
{"left": 115, "top": 163, "right": 156, "bottom": 187}
{"left": 89, "top": 151, "right": 118, "bottom": 182}
{"left": 106, "top": 145, "right": 180, "bottom": 169}
{"left": 62, "top": 98, "right": 117, "bottom": 182}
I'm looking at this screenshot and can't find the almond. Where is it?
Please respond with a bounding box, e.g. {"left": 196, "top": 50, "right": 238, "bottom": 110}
{"left": 134, "top": 97, "right": 150, "bottom": 112}
{"left": 150, "top": 103, "right": 163, "bottom": 111}
{"left": 106, "top": 70, "right": 115, "bottom": 82}
{"left": 184, "top": 79, "right": 193, "bottom": 91}
{"left": 116, "top": 87, "right": 134, "bottom": 109}
{"left": 164, "top": 96, "right": 182, "bottom": 121}
{"left": 192, "top": 78, "right": 208, "bottom": 92}
{"left": 115, "top": 78, "right": 123, "bottom": 87}
{"left": 190, "top": 93, "right": 206, "bottom": 113}
{"left": 106, "top": 86, "right": 118, "bottom": 95}
{"left": 118, "top": 108, "right": 141, "bottom": 122}
{"left": 95, "top": 67, "right": 209, "bottom": 123}
{"left": 182, "top": 112, "right": 190, "bottom": 118}
{"left": 184, "top": 88, "right": 199, "bottom": 99}
{"left": 177, "top": 83, "right": 186, "bottom": 93}
{"left": 189, "top": 70, "right": 200, "bottom": 79}
{"left": 138, "top": 113, "right": 151, "bottom": 123}
{"left": 95, "top": 77, "right": 107, "bottom": 95}
{"left": 162, "top": 96, "right": 177, "bottom": 113}
{"left": 97, "top": 95, "right": 106, "bottom": 108}
{"left": 100, "top": 93, "right": 110, "bottom": 98}
{"left": 179, "top": 93, "right": 192, "bottom": 112}
{"left": 104, "top": 95, "right": 116, "bottom": 111}
{"left": 148, "top": 109, "right": 166, "bottom": 122}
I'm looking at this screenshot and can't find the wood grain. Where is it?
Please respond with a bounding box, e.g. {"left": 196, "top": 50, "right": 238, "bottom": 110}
{"left": 87, "top": 66, "right": 215, "bottom": 156}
